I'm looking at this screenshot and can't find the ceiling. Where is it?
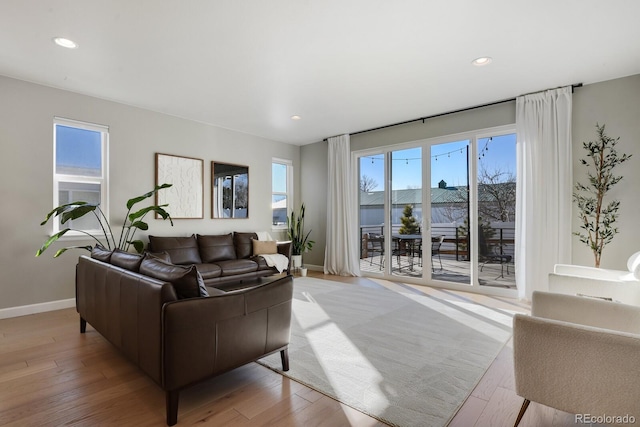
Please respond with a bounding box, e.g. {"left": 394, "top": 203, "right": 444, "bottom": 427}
{"left": 1, "top": 1, "right": 639, "bottom": 145}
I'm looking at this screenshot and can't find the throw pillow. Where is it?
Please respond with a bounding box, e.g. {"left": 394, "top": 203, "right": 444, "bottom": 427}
{"left": 110, "top": 249, "right": 144, "bottom": 272}
{"left": 148, "top": 235, "right": 202, "bottom": 265}
{"left": 139, "top": 255, "right": 209, "bottom": 299}
{"left": 91, "top": 244, "right": 113, "bottom": 262}
{"left": 252, "top": 239, "right": 277, "bottom": 255}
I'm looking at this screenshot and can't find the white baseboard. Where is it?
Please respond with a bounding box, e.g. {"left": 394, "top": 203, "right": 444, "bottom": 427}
{"left": 0, "top": 298, "right": 76, "bottom": 320}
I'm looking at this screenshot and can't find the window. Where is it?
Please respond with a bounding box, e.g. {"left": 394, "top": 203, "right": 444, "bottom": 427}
{"left": 356, "top": 125, "right": 517, "bottom": 295}
{"left": 272, "top": 159, "right": 292, "bottom": 228}
{"left": 53, "top": 117, "right": 109, "bottom": 233}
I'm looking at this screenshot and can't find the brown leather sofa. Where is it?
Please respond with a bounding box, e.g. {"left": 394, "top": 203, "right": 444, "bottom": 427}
{"left": 76, "top": 254, "right": 293, "bottom": 425}
{"left": 148, "top": 232, "right": 292, "bottom": 290}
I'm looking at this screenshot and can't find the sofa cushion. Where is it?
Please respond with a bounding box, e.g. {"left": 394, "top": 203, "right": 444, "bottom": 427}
{"left": 144, "top": 251, "right": 172, "bottom": 263}
{"left": 91, "top": 244, "right": 113, "bottom": 262}
{"left": 252, "top": 239, "right": 277, "bottom": 255}
{"left": 215, "top": 259, "right": 258, "bottom": 276}
{"left": 110, "top": 249, "right": 144, "bottom": 271}
{"left": 198, "top": 234, "right": 236, "bottom": 262}
{"left": 139, "top": 255, "right": 208, "bottom": 299}
{"left": 234, "top": 232, "right": 258, "bottom": 259}
{"left": 195, "top": 263, "right": 223, "bottom": 280}
{"left": 251, "top": 255, "right": 276, "bottom": 271}
{"left": 148, "top": 235, "right": 202, "bottom": 265}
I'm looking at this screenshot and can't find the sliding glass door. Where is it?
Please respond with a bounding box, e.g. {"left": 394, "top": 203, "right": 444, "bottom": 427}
{"left": 390, "top": 148, "right": 423, "bottom": 280}
{"left": 476, "top": 133, "right": 517, "bottom": 289}
{"left": 430, "top": 139, "right": 471, "bottom": 285}
{"left": 357, "top": 126, "right": 517, "bottom": 296}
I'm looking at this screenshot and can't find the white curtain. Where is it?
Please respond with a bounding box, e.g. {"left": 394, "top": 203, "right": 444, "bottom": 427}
{"left": 324, "top": 134, "right": 361, "bottom": 276}
{"left": 515, "top": 86, "right": 573, "bottom": 300}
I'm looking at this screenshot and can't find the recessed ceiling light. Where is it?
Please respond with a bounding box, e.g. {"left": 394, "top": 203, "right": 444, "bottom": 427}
{"left": 472, "top": 56, "right": 492, "bottom": 66}
{"left": 291, "top": 115, "right": 301, "bottom": 120}
{"left": 53, "top": 37, "right": 78, "bottom": 49}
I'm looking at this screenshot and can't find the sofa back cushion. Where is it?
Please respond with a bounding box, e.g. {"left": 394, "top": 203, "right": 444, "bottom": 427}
{"left": 110, "top": 249, "right": 144, "bottom": 271}
{"left": 148, "top": 235, "right": 202, "bottom": 265}
{"left": 234, "top": 232, "right": 258, "bottom": 259}
{"left": 198, "top": 234, "right": 236, "bottom": 262}
{"left": 91, "top": 244, "right": 113, "bottom": 262}
{"left": 139, "top": 255, "right": 208, "bottom": 299}
{"left": 144, "top": 251, "right": 172, "bottom": 263}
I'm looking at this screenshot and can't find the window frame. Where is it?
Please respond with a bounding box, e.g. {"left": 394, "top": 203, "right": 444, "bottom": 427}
{"left": 53, "top": 117, "right": 109, "bottom": 236}
{"left": 271, "top": 158, "right": 293, "bottom": 230}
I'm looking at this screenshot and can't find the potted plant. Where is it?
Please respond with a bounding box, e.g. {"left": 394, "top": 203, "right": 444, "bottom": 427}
{"left": 36, "top": 184, "right": 173, "bottom": 257}
{"left": 573, "top": 124, "right": 632, "bottom": 267}
{"left": 287, "top": 203, "right": 315, "bottom": 268}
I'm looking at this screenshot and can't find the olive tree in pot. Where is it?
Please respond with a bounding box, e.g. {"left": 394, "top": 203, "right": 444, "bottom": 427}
{"left": 573, "top": 124, "right": 632, "bottom": 267}
{"left": 287, "top": 203, "right": 315, "bottom": 269}
{"left": 36, "top": 184, "right": 173, "bottom": 257}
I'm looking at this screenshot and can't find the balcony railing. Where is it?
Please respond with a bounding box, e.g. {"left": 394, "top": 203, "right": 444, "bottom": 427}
{"left": 360, "top": 224, "right": 515, "bottom": 261}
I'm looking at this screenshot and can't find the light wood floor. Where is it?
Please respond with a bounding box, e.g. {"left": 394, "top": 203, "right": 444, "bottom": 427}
{"left": 0, "top": 271, "right": 590, "bottom": 426}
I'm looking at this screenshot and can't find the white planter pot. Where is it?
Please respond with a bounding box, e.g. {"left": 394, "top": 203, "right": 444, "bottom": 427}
{"left": 300, "top": 267, "right": 308, "bottom": 277}
{"left": 292, "top": 255, "right": 302, "bottom": 268}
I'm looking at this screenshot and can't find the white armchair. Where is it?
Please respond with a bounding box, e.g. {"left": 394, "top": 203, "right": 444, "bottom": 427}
{"left": 548, "top": 251, "right": 640, "bottom": 305}
{"left": 513, "top": 291, "right": 640, "bottom": 426}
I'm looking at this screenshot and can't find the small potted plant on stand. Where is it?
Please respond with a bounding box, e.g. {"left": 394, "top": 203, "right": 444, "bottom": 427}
{"left": 287, "top": 203, "right": 314, "bottom": 274}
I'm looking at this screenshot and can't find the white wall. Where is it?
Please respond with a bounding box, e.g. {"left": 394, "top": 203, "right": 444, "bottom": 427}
{"left": 0, "top": 75, "right": 299, "bottom": 310}
{"left": 571, "top": 74, "right": 640, "bottom": 269}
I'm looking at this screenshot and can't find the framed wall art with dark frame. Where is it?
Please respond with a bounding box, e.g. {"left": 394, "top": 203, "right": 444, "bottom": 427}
{"left": 212, "top": 161, "right": 249, "bottom": 219}
{"left": 155, "top": 153, "right": 204, "bottom": 219}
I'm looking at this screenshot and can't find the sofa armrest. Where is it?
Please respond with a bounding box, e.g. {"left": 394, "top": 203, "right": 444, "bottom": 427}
{"left": 513, "top": 313, "right": 640, "bottom": 416}
{"left": 548, "top": 272, "right": 640, "bottom": 306}
{"left": 277, "top": 240, "right": 292, "bottom": 273}
{"left": 553, "top": 263, "right": 629, "bottom": 280}
{"left": 531, "top": 291, "right": 640, "bottom": 334}
{"left": 76, "top": 255, "right": 179, "bottom": 385}
{"left": 161, "top": 275, "right": 293, "bottom": 390}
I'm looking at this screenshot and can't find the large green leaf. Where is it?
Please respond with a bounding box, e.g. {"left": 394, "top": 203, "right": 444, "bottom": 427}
{"left": 126, "top": 183, "right": 172, "bottom": 209}
{"left": 130, "top": 221, "right": 149, "bottom": 230}
{"left": 54, "top": 245, "right": 92, "bottom": 258}
{"left": 129, "top": 205, "right": 173, "bottom": 225}
{"left": 40, "top": 202, "right": 89, "bottom": 226}
{"left": 60, "top": 204, "right": 99, "bottom": 224}
{"left": 129, "top": 240, "right": 145, "bottom": 254}
{"left": 153, "top": 206, "right": 173, "bottom": 225}
{"left": 35, "top": 229, "right": 72, "bottom": 256}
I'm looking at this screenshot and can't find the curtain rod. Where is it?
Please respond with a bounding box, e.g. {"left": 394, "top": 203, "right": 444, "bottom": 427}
{"left": 324, "top": 83, "right": 582, "bottom": 141}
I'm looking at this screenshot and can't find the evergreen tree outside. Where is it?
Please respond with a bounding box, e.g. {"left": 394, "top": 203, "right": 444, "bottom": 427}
{"left": 399, "top": 205, "right": 420, "bottom": 235}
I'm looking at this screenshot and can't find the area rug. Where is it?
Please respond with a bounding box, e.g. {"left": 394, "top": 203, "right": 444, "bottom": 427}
{"left": 259, "top": 277, "right": 513, "bottom": 427}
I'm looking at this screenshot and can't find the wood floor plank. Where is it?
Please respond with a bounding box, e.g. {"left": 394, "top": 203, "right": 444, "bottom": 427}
{"left": 447, "top": 395, "right": 488, "bottom": 427}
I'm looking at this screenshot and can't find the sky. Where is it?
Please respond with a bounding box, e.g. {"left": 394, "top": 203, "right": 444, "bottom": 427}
{"left": 360, "top": 133, "right": 516, "bottom": 191}
{"left": 55, "top": 125, "right": 102, "bottom": 175}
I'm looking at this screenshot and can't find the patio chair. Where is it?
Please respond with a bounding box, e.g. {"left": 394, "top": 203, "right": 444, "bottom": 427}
{"left": 478, "top": 228, "right": 512, "bottom": 278}
{"left": 366, "top": 233, "right": 384, "bottom": 270}
{"left": 430, "top": 235, "right": 445, "bottom": 272}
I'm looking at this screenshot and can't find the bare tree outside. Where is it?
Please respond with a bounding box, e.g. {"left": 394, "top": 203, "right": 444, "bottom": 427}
{"left": 360, "top": 175, "right": 378, "bottom": 192}
{"left": 477, "top": 164, "right": 516, "bottom": 222}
